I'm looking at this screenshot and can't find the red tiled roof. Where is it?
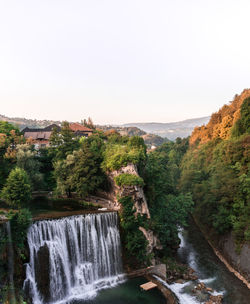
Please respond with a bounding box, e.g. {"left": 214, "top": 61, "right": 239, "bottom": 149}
{"left": 69, "top": 123, "right": 93, "bottom": 132}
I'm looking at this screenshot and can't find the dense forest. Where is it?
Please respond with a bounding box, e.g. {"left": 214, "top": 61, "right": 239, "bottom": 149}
{"left": 180, "top": 90, "right": 250, "bottom": 249}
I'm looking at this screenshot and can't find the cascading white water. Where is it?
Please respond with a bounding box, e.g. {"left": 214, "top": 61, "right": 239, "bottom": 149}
{"left": 24, "top": 212, "right": 124, "bottom": 304}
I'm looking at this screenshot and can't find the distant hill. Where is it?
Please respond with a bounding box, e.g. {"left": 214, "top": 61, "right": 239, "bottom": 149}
{"left": 96, "top": 125, "right": 170, "bottom": 147}
{"left": 0, "top": 114, "right": 61, "bottom": 130}
{"left": 123, "top": 116, "right": 210, "bottom": 140}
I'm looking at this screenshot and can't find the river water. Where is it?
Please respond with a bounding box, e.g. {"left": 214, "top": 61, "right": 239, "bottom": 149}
{"left": 70, "top": 277, "right": 165, "bottom": 304}
{"left": 161, "top": 220, "right": 250, "bottom": 304}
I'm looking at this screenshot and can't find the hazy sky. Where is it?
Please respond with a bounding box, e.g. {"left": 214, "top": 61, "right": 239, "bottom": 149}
{"left": 0, "top": 0, "right": 250, "bottom": 124}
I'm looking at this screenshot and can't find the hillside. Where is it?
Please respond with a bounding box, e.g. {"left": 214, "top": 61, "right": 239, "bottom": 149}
{"left": 190, "top": 89, "right": 250, "bottom": 145}
{"left": 0, "top": 114, "right": 61, "bottom": 130}
{"left": 0, "top": 114, "right": 168, "bottom": 147}
{"left": 180, "top": 89, "right": 250, "bottom": 246}
{"left": 123, "top": 116, "right": 210, "bottom": 140}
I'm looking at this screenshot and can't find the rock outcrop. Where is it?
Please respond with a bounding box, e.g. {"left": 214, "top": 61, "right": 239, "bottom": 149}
{"left": 106, "top": 163, "right": 161, "bottom": 259}
{"left": 139, "top": 227, "right": 162, "bottom": 252}
{"left": 107, "top": 163, "right": 151, "bottom": 218}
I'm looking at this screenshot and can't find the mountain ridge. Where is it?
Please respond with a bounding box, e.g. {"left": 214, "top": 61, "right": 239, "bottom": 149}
{"left": 123, "top": 116, "right": 210, "bottom": 140}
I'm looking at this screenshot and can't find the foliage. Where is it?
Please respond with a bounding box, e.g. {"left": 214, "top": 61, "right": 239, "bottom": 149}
{"left": 81, "top": 117, "right": 95, "bottom": 129}
{"left": 49, "top": 121, "right": 80, "bottom": 161}
{"left": 119, "top": 196, "right": 150, "bottom": 265}
{"left": 0, "top": 122, "right": 25, "bottom": 189}
{"left": 15, "top": 144, "right": 44, "bottom": 190}
{"left": 9, "top": 208, "right": 32, "bottom": 255}
{"left": 180, "top": 96, "right": 250, "bottom": 244}
{"left": 0, "top": 121, "right": 20, "bottom": 135}
{"left": 189, "top": 89, "right": 250, "bottom": 146}
{"left": 145, "top": 138, "right": 193, "bottom": 254}
{"left": 114, "top": 173, "right": 144, "bottom": 187}
{"left": 54, "top": 134, "right": 106, "bottom": 197}
{"left": 231, "top": 97, "right": 250, "bottom": 137}
{"left": 150, "top": 193, "right": 194, "bottom": 255}
{"left": 102, "top": 136, "right": 147, "bottom": 171}
{"left": 1, "top": 168, "right": 31, "bottom": 208}
{"left": 38, "top": 148, "right": 56, "bottom": 190}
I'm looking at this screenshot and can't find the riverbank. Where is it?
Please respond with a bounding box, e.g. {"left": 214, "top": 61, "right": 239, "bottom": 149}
{"left": 176, "top": 220, "right": 250, "bottom": 304}
{"left": 192, "top": 216, "right": 250, "bottom": 289}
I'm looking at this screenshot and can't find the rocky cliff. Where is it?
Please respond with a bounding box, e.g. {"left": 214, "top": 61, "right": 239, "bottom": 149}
{"left": 106, "top": 163, "right": 162, "bottom": 259}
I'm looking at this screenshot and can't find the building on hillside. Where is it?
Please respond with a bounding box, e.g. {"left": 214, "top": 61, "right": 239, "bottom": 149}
{"left": 23, "top": 124, "right": 61, "bottom": 148}
{"left": 69, "top": 123, "right": 94, "bottom": 137}
{"left": 23, "top": 123, "right": 94, "bottom": 148}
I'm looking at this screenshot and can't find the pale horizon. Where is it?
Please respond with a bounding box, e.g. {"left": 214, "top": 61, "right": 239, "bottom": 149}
{"left": 1, "top": 0, "right": 250, "bottom": 125}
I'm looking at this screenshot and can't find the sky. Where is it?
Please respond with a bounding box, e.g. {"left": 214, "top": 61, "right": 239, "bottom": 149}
{"left": 0, "top": 0, "right": 250, "bottom": 125}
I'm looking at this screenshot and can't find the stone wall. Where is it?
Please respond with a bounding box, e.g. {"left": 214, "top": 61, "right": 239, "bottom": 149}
{"left": 217, "top": 233, "right": 250, "bottom": 283}
{"left": 193, "top": 216, "right": 250, "bottom": 286}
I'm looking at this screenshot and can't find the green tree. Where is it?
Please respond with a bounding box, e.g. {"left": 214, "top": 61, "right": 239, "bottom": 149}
{"left": 0, "top": 122, "right": 24, "bottom": 189}
{"left": 81, "top": 117, "right": 95, "bottom": 129}
{"left": 54, "top": 133, "right": 106, "bottom": 198}
{"left": 49, "top": 122, "right": 79, "bottom": 161}
{"left": 151, "top": 194, "right": 194, "bottom": 254}
{"left": 0, "top": 121, "right": 20, "bottom": 135}
{"left": 16, "top": 144, "right": 44, "bottom": 190}
{"left": 231, "top": 97, "right": 250, "bottom": 137}
{"left": 145, "top": 139, "right": 193, "bottom": 254}
{"left": 1, "top": 168, "right": 31, "bottom": 208}
{"left": 54, "top": 155, "right": 75, "bottom": 197}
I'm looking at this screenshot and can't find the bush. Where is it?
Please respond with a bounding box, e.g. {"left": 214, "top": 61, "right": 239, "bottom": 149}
{"left": 114, "top": 173, "right": 144, "bottom": 187}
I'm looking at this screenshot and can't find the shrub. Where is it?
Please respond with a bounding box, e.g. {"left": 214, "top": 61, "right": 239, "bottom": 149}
{"left": 114, "top": 173, "right": 144, "bottom": 187}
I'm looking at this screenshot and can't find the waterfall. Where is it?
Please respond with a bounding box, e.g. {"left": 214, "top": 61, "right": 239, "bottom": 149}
{"left": 6, "top": 221, "right": 16, "bottom": 304}
{"left": 24, "top": 212, "right": 124, "bottom": 304}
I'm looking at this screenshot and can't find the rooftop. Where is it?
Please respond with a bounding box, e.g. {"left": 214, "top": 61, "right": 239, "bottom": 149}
{"left": 69, "top": 123, "right": 93, "bottom": 132}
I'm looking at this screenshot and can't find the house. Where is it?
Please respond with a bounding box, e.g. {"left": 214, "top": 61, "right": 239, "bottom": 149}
{"left": 69, "top": 123, "right": 94, "bottom": 137}
{"left": 23, "top": 123, "right": 94, "bottom": 148}
{"left": 23, "top": 124, "right": 61, "bottom": 148}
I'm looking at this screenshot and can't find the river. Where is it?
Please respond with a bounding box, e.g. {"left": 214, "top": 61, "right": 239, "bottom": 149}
{"left": 161, "top": 219, "right": 250, "bottom": 304}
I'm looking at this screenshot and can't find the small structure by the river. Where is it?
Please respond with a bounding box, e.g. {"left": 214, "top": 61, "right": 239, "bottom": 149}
{"left": 140, "top": 281, "right": 157, "bottom": 291}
